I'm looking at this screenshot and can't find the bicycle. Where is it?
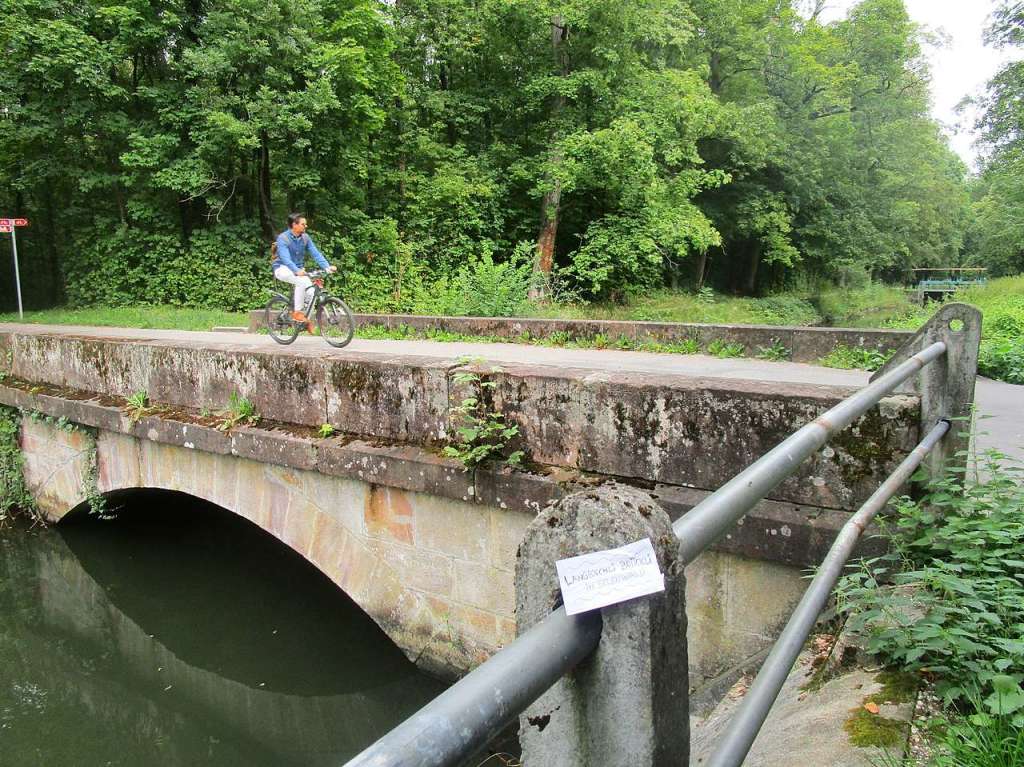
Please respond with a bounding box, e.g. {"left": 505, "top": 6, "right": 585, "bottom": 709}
{"left": 264, "top": 270, "right": 356, "bottom": 348}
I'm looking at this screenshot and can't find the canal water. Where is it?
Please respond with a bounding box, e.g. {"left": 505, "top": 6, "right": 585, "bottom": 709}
{"left": 0, "top": 491, "right": 450, "bottom": 766}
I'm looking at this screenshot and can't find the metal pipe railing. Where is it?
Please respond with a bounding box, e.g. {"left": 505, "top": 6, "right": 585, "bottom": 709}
{"left": 343, "top": 607, "right": 601, "bottom": 767}
{"left": 673, "top": 341, "right": 946, "bottom": 563}
{"left": 344, "top": 340, "right": 947, "bottom": 767}
{"left": 706, "top": 419, "right": 950, "bottom": 767}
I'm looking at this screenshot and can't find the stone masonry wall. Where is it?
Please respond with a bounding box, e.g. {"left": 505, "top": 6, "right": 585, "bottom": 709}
{"left": 19, "top": 417, "right": 526, "bottom": 678}
{"left": 0, "top": 327, "right": 920, "bottom": 511}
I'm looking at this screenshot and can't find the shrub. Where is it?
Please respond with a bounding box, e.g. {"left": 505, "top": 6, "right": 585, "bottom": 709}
{"left": 837, "top": 452, "right": 1024, "bottom": 714}
{"left": 979, "top": 338, "right": 1024, "bottom": 384}
{"left": 819, "top": 344, "right": 894, "bottom": 371}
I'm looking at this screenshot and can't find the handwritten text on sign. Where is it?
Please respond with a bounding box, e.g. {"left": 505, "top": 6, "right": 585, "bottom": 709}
{"left": 555, "top": 538, "right": 665, "bottom": 616}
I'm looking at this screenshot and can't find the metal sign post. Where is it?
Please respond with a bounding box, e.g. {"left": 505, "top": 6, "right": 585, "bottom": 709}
{"left": 0, "top": 218, "right": 29, "bottom": 319}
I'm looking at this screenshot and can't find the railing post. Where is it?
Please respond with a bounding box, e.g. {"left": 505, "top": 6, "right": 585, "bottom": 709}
{"left": 869, "top": 302, "right": 981, "bottom": 479}
{"left": 515, "top": 483, "right": 688, "bottom": 766}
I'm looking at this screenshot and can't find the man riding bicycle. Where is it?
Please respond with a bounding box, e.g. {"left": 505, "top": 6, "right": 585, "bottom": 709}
{"left": 272, "top": 212, "right": 336, "bottom": 332}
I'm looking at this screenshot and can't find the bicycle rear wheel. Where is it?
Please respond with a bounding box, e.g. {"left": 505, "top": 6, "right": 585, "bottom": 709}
{"left": 265, "top": 295, "right": 300, "bottom": 345}
{"left": 317, "top": 296, "right": 355, "bottom": 348}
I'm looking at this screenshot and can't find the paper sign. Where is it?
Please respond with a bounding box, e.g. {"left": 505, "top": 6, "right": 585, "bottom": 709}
{"left": 555, "top": 538, "right": 665, "bottom": 616}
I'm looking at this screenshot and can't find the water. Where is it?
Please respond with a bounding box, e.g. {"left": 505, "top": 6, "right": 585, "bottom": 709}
{"left": 0, "top": 491, "right": 449, "bottom": 766}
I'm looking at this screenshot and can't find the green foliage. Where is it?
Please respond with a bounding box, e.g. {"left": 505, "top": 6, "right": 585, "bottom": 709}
{"left": 980, "top": 338, "right": 1024, "bottom": 385}
{"left": 756, "top": 339, "right": 790, "bottom": 361}
{"left": 444, "top": 363, "right": 523, "bottom": 470}
{"left": 0, "top": 407, "right": 37, "bottom": 525}
{"left": 818, "top": 344, "right": 894, "bottom": 372}
{"left": 706, "top": 339, "right": 745, "bottom": 358}
{"left": 215, "top": 393, "right": 260, "bottom": 432}
{"left": 0, "top": 0, "right": 981, "bottom": 315}
{"left": 0, "top": 306, "right": 249, "bottom": 331}
{"left": 931, "top": 700, "right": 1024, "bottom": 767}
{"left": 837, "top": 453, "right": 1024, "bottom": 714}
{"left": 123, "top": 390, "right": 153, "bottom": 425}
{"left": 423, "top": 249, "right": 534, "bottom": 318}
{"left": 317, "top": 423, "right": 336, "bottom": 439}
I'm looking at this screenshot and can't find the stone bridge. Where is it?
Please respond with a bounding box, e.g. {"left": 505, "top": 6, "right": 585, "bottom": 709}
{"left": 0, "top": 325, "right": 921, "bottom": 690}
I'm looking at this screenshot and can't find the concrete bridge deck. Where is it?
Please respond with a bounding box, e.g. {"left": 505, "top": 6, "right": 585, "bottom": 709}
{"left": 0, "top": 323, "right": 1018, "bottom": 462}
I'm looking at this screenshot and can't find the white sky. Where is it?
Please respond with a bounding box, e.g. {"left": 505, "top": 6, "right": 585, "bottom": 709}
{"left": 817, "top": 0, "right": 1021, "bottom": 168}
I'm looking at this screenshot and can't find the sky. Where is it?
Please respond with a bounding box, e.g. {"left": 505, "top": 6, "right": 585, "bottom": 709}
{"left": 818, "top": 0, "right": 1020, "bottom": 168}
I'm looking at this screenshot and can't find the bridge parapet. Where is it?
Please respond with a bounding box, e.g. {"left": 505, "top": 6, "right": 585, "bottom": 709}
{"left": 0, "top": 326, "right": 920, "bottom": 512}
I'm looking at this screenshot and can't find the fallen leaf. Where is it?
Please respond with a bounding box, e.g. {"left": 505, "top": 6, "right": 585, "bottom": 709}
{"left": 863, "top": 701, "right": 880, "bottom": 714}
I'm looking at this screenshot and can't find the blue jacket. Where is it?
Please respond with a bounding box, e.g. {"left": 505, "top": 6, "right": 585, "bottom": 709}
{"left": 273, "top": 230, "right": 329, "bottom": 274}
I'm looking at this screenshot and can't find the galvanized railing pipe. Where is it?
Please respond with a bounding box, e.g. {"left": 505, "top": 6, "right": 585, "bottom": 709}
{"left": 705, "top": 419, "right": 950, "bottom": 767}
{"left": 673, "top": 341, "right": 946, "bottom": 563}
{"left": 342, "top": 607, "right": 601, "bottom": 767}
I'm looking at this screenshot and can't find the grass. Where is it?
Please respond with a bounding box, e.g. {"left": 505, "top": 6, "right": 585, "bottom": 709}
{"left": 0, "top": 305, "right": 248, "bottom": 331}
{"left": 520, "top": 289, "right": 823, "bottom": 326}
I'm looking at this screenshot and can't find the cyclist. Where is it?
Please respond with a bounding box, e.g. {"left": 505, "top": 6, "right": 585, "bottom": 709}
{"left": 271, "top": 212, "right": 336, "bottom": 332}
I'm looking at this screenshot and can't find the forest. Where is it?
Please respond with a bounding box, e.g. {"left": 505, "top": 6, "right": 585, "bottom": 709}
{"left": 0, "top": 0, "right": 1022, "bottom": 314}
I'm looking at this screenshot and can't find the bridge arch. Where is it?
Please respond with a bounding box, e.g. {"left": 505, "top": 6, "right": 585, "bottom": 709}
{"left": 20, "top": 419, "right": 509, "bottom": 675}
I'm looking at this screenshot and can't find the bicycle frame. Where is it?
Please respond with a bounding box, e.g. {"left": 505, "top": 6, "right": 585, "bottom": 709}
{"left": 271, "top": 271, "right": 331, "bottom": 323}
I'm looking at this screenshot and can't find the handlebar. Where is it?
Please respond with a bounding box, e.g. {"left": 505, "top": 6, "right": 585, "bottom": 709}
{"left": 303, "top": 269, "right": 333, "bottom": 278}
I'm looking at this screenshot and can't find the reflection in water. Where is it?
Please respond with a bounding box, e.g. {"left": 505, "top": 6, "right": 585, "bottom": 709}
{"left": 0, "top": 491, "right": 447, "bottom": 766}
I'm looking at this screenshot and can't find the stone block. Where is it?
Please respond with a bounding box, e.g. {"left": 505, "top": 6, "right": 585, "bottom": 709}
{"left": 684, "top": 550, "right": 806, "bottom": 686}
{"left": 473, "top": 464, "right": 564, "bottom": 514}
{"left": 452, "top": 559, "right": 514, "bottom": 615}
{"left": 317, "top": 438, "right": 471, "bottom": 500}
{"left": 411, "top": 492, "right": 489, "bottom": 561}
{"left": 487, "top": 362, "right": 919, "bottom": 510}
{"left": 325, "top": 355, "right": 455, "bottom": 443}
{"left": 230, "top": 426, "right": 317, "bottom": 471}
{"left": 148, "top": 346, "right": 328, "bottom": 428}
{"left": 517, "top": 484, "right": 688, "bottom": 767}
{"left": 131, "top": 415, "right": 232, "bottom": 455}
{"left": 366, "top": 538, "right": 455, "bottom": 598}
{"left": 653, "top": 484, "right": 887, "bottom": 568}
{"left": 364, "top": 485, "right": 415, "bottom": 545}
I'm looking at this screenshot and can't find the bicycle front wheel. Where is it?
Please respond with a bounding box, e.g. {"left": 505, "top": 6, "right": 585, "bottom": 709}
{"left": 265, "top": 295, "right": 300, "bottom": 345}
{"left": 317, "top": 296, "right": 355, "bottom": 348}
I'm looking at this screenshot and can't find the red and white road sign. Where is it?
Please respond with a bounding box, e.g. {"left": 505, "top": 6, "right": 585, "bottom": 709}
{"left": 0, "top": 218, "right": 28, "bottom": 227}
{"left": 0, "top": 226, "right": 11, "bottom": 233}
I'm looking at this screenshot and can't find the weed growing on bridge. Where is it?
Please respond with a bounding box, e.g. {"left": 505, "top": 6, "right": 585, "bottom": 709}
{"left": 706, "top": 339, "right": 746, "bottom": 358}
{"left": 124, "top": 390, "right": 154, "bottom": 425}
{"left": 0, "top": 349, "right": 12, "bottom": 383}
{"left": 215, "top": 393, "right": 260, "bottom": 432}
{"left": 756, "top": 339, "right": 791, "bottom": 361}
{"left": 445, "top": 361, "right": 523, "bottom": 470}
{"left": 819, "top": 343, "right": 894, "bottom": 372}
{"left": 0, "top": 406, "right": 37, "bottom": 526}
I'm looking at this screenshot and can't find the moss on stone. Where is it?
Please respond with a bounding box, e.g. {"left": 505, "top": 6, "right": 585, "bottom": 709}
{"left": 867, "top": 670, "right": 918, "bottom": 705}
{"left": 843, "top": 705, "right": 908, "bottom": 748}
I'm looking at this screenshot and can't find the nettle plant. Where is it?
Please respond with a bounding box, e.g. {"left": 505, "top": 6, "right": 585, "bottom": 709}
{"left": 444, "top": 359, "right": 523, "bottom": 470}
{"left": 837, "top": 451, "right": 1024, "bottom": 720}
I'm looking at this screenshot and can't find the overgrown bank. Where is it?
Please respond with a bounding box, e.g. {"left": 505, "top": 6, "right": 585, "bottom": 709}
{"left": 838, "top": 451, "right": 1024, "bottom": 764}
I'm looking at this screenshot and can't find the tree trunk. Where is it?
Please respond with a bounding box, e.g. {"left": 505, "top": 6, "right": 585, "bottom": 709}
{"left": 531, "top": 16, "right": 569, "bottom": 301}
{"left": 744, "top": 242, "right": 761, "bottom": 296}
{"left": 694, "top": 249, "right": 709, "bottom": 291}
{"left": 258, "top": 131, "right": 275, "bottom": 242}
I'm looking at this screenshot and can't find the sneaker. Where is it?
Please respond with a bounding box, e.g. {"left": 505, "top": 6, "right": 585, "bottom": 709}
{"left": 291, "top": 310, "right": 314, "bottom": 333}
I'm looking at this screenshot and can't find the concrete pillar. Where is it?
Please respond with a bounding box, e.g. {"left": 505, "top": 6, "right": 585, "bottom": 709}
{"left": 870, "top": 302, "right": 982, "bottom": 478}
{"left": 515, "top": 483, "right": 688, "bottom": 766}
